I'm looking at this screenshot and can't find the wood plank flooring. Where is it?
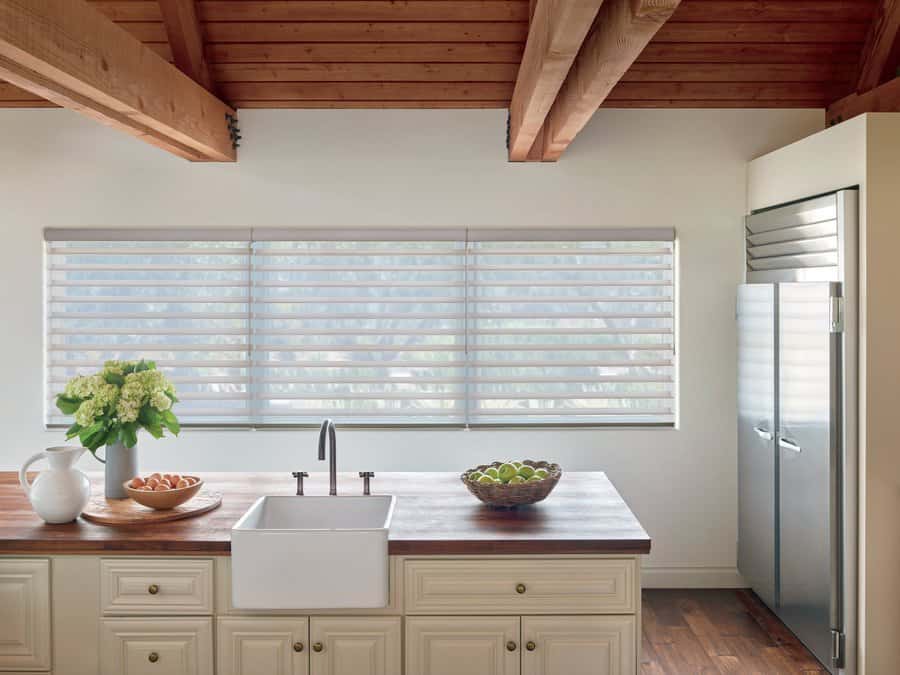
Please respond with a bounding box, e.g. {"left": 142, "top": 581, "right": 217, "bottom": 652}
{"left": 642, "top": 589, "right": 829, "bottom": 674}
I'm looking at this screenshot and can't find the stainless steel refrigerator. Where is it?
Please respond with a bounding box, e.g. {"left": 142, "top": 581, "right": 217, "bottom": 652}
{"left": 737, "top": 190, "right": 858, "bottom": 674}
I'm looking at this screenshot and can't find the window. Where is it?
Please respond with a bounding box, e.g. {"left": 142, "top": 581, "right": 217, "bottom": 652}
{"left": 45, "top": 228, "right": 675, "bottom": 427}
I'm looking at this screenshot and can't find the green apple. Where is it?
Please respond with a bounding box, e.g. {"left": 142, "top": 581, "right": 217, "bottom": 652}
{"left": 517, "top": 465, "right": 536, "bottom": 480}
{"left": 508, "top": 475, "right": 525, "bottom": 485}
{"left": 485, "top": 467, "right": 500, "bottom": 479}
{"left": 468, "top": 471, "right": 484, "bottom": 481}
{"left": 497, "top": 463, "right": 518, "bottom": 482}
{"left": 477, "top": 474, "right": 497, "bottom": 484}
{"left": 534, "top": 468, "right": 549, "bottom": 479}
{"left": 527, "top": 475, "right": 543, "bottom": 482}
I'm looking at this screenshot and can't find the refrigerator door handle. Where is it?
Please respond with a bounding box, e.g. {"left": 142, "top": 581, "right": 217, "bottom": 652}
{"left": 753, "top": 425, "right": 774, "bottom": 441}
{"left": 779, "top": 436, "right": 802, "bottom": 453}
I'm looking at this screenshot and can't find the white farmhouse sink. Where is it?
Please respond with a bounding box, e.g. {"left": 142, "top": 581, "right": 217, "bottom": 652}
{"left": 230, "top": 495, "right": 395, "bottom": 609}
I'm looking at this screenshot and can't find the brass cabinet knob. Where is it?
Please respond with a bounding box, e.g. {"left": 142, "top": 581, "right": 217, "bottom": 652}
{"left": 506, "top": 641, "right": 517, "bottom": 652}
{"left": 148, "top": 584, "right": 160, "bottom": 595}
{"left": 312, "top": 642, "right": 324, "bottom": 653}
{"left": 293, "top": 642, "right": 304, "bottom": 653}
{"left": 148, "top": 652, "right": 160, "bottom": 663}
{"left": 526, "top": 641, "right": 537, "bottom": 652}
{"left": 515, "top": 583, "right": 527, "bottom": 594}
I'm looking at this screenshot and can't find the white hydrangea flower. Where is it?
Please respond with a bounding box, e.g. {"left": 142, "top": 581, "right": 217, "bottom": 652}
{"left": 151, "top": 391, "right": 172, "bottom": 411}
{"left": 74, "top": 399, "right": 99, "bottom": 427}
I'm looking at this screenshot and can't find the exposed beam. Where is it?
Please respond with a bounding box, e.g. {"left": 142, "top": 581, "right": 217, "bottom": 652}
{"left": 539, "top": 0, "right": 682, "bottom": 161}
{"left": 856, "top": 0, "right": 900, "bottom": 93}
{"left": 828, "top": 76, "right": 900, "bottom": 125}
{"left": 507, "top": 0, "right": 605, "bottom": 161}
{"left": 0, "top": 0, "right": 235, "bottom": 161}
{"left": 158, "top": 0, "right": 215, "bottom": 92}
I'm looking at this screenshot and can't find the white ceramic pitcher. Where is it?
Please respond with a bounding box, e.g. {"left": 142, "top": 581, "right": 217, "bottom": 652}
{"left": 19, "top": 446, "right": 91, "bottom": 523}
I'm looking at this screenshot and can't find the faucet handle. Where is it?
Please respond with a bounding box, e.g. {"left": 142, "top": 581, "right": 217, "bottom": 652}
{"left": 292, "top": 471, "right": 309, "bottom": 496}
{"left": 359, "top": 472, "right": 375, "bottom": 496}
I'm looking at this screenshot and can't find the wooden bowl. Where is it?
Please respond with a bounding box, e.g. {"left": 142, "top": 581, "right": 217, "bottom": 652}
{"left": 124, "top": 476, "right": 203, "bottom": 510}
{"left": 460, "top": 460, "right": 562, "bottom": 508}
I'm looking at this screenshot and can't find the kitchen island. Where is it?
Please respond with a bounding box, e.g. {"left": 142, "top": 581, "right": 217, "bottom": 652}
{"left": 0, "top": 471, "right": 649, "bottom": 675}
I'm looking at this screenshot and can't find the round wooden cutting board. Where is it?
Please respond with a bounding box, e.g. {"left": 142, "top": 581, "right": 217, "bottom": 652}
{"left": 81, "top": 491, "right": 223, "bottom": 525}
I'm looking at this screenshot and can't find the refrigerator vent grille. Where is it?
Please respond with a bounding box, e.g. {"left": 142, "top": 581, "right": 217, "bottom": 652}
{"left": 746, "top": 194, "right": 839, "bottom": 282}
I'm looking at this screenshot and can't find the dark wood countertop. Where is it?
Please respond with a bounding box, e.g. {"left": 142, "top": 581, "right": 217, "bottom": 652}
{"left": 0, "top": 472, "right": 650, "bottom": 556}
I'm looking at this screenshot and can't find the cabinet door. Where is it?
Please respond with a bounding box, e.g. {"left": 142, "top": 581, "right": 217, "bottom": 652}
{"left": 521, "top": 616, "right": 635, "bottom": 675}
{"left": 99, "top": 618, "right": 213, "bottom": 675}
{"left": 218, "top": 618, "right": 309, "bottom": 675}
{"left": 309, "top": 617, "right": 401, "bottom": 675}
{"left": 406, "top": 616, "right": 520, "bottom": 675}
{"left": 0, "top": 559, "right": 51, "bottom": 671}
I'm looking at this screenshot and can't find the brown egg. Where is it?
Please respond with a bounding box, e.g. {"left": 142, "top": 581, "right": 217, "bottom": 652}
{"left": 154, "top": 484, "right": 170, "bottom": 491}
{"left": 146, "top": 478, "right": 160, "bottom": 489}
{"left": 138, "top": 485, "right": 153, "bottom": 491}
{"left": 149, "top": 473, "right": 162, "bottom": 482}
{"left": 169, "top": 474, "right": 181, "bottom": 486}
{"left": 185, "top": 476, "right": 197, "bottom": 485}
{"left": 129, "top": 477, "right": 145, "bottom": 489}
{"left": 159, "top": 479, "right": 172, "bottom": 489}
{"left": 176, "top": 479, "right": 190, "bottom": 489}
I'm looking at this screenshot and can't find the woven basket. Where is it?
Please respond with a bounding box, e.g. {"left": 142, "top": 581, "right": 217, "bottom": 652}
{"left": 460, "top": 460, "right": 562, "bottom": 508}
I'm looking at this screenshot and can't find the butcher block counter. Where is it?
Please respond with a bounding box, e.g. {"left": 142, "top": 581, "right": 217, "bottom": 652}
{"left": 0, "top": 472, "right": 650, "bottom": 675}
{"left": 0, "top": 471, "right": 649, "bottom": 555}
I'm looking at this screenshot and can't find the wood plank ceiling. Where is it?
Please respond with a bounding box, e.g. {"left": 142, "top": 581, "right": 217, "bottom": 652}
{"left": 0, "top": 0, "right": 880, "bottom": 110}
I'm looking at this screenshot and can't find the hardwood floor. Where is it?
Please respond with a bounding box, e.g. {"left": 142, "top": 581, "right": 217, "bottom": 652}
{"left": 642, "top": 589, "right": 829, "bottom": 674}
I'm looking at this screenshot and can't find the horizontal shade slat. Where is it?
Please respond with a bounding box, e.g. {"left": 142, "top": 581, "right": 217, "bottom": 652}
{"left": 47, "top": 246, "right": 249, "bottom": 255}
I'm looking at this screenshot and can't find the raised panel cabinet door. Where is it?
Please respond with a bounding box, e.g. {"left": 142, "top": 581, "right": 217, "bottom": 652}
{"left": 309, "top": 617, "right": 401, "bottom": 675}
{"left": 218, "top": 618, "right": 310, "bottom": 675}
{"left": 405, "top": 616, "right": 521, "bottom": 675}
{"left": 0, "top": 559, "right": 51, "bottom": 671}
{"left": 521, "top": 616, "right": 635, "bottom": 675}
{"left": 99, "top": 618, "right": 213, "bottom": 675}
{"left": 403, "top": 558, "right": 636, "bottom": 615}
{"left": 100, "top": 558, "right": 214, "bottom": 616}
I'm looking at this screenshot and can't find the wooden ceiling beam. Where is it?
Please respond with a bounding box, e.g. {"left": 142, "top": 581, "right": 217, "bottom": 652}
{"left": 537, "top": 0, "right": 682, "bottom": 161}
{"left": 158, "top": 0, "right": 215, "bottom": 92}
{"left": 856, "top": 0, "right": 900, "bottom": 93}
{"left": 0, "top": 0, "right": 235, "bottom": 161}
{"left": 828, "top": 75, "right": 900, "bottom": 125}
{"left": 507, "top": 0, "right": 605, "bottom": 161}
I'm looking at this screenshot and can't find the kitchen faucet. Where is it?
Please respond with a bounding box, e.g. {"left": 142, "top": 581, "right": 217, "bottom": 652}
{"left": 318, "top": 418, "right": 337, "bottom": 496}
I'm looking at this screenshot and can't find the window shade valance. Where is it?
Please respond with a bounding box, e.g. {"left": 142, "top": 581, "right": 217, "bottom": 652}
{"left": 45, "top": 228, "right": 675, "bottom": 427}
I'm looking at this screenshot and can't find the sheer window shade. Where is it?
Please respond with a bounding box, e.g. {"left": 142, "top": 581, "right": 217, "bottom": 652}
{"left": 45, "top": 237, "right": 252, "bottom": 425}
{"left": 45, "top": 229, "right": 675, "bottom": 427}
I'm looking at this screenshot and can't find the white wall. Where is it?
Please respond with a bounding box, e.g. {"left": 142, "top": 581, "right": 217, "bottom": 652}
{"left": 0, "top": 107, "right": 822, "bottom": 584}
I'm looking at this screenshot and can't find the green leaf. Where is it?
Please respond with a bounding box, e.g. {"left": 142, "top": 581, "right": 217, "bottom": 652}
{"left": 65, "top": 422, "right": 82, "bottom": 440}
{"left": 121, "top": 422, "right": 139, "bottom": 449}
{"left": 161, "top": 410, "right": 180, "bottom": 435}
{"left": 139, "top": 406, "right": 161, "bottom": 427}
{"left": 135, "top": 360, "right": 150, "bottom": 373}
{"left": 165, "top": 390, "right": 180, "bottom": 404}
{"left": 56, "top": 396, "right": 81, "bottom": 415}
{"left": 79, "top": 421, "right": 108, "bottom": 452}
{"left": 104, "top": 372, "right": 125, "bottom": 386}
{"left": 102, "top": 425, "right": 121, "bottom": 447}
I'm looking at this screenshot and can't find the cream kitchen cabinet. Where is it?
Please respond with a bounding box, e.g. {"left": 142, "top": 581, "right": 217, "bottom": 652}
{"left": 405, "top": 616, "right": 521, "bottom": 675}
{"left": 520, "top": 616, "right": 635, "bottom": 675}
{"left": 0, "top": 559, "right": 51, "bottom": 672}
{"left": 309, "top": 617, "right": 402, "bottom": 675}
{"left": 218, "top": 617, "right": 310, "bottom": 675}
{"left": 99, "top": 617, "right": 214, "bottom": 675}
{"left": 0, "top": 554, "right": 643, "bottom": 675}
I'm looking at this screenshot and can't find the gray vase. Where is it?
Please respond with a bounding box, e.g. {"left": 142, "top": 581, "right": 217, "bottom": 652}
{"left": 104, "top": 441, "right": 138, "bottom": 499}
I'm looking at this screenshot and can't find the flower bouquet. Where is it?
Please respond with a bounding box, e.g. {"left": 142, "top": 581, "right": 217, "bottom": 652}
{"left": 55, "top": 360, "right": 180, "bottom": 498}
